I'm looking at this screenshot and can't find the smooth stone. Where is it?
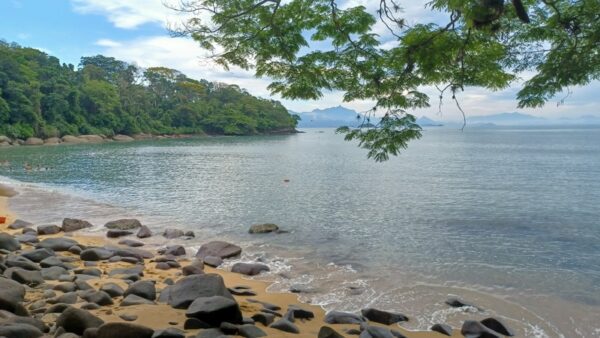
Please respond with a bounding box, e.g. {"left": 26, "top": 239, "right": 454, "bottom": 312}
{"left": 0, "top": 323, "right": 43, "bottom": 338}
{"left": 162, "top": 229, "right": 185, "bottom": 239}
{"left": 195, "top": 328, "right": 227, "bottom": 338}
{"left": 318, "top": 326, "right": 345, "bottom": 338}
{"left": 182, "top": 265, "right": 204, "bottom": 276}
{"left": 136, "top": 226, "right": 153, "bottom": 238}
{"left": 15, "top": 234, "right": 39, "bottom": 244}
{"left": 80, "top": 248, "right": 113, "bottom": 261}
{"left": 56, "top": 307, "right": 104, "bottom": 335}
{"left": 269, "top": 318, "right": 299, "bottom": 334}
{"left": 121, "top": 294, "right": 155, "bottom": 306}
{"left": 41, "top": 266, "right": 68, "bottom": 280}
{"left": 6, "top": 268, "right": 44, "bottom": 286}
{"left": 152, "top": 327, "right": 185, "bottom": 338}
{"left": 361, "top": 308, "right": 408, "bottom": 325}
{"left": 104, "top": 219, "right": 142, "bottom": 230}
{"left": 68, "top": 246, "right": 83, "bottom": 255}
{"left": 5, "top": 255, "right": 40, "bottom": 270}
{"left": 288, "top": 305, "right": 315, "bottom": 319}
{"left": 74, "top": 268, "right": 102, "bottom": 277}
{"left": 21, "top": 248, "right": 55, "bottom": 263}
{"left": 37, "top": 224, "right": 61, "bottom": 235}
{"left": 248, "top": 223, "right": 279, "bottom": 234}
{"left": 40, "top": 256, "right": 68, "bottom": 268}
{"left": 195, "top": 241, "right": 241, "bottom": 260}
{"left": 80, "top": 303, "right": 101, "bottom": 310}
{"left": 251, "top": 313, "right": 275, "bottom": 326}
{"left": 167, "top": 274, "right": 233, "bottom": 309}
{"left": 247, "top": 299, "right": 281, "bottom": 311}
{"left": 461, "top": 320, "right": 502, "bottom": 338}
{"left": 185, "top": 296, "right": 243, "bottom": 326}
{"left": 202, "top": 256, "right": 223, "bottom": 268}
{"left": 96, "top": 322, "right": 154, "bottom": 338}
{"left": 119, "top": 239, "right": 145, "bottom": 247}
{"left": 8, "top": 219, "right": 33, "bottom": 230}
{"left": 231, "top": 263, "right": 269, "bottom": 276}
{"left": 49, "top": 292, "right": 78, "bottom": 305}
{"left": 228, "top": 287, "right": 255, "bottom": 296}
{"left": 53, "top": 283, "right": 77, "bottom": 293}
{"left": 360, "top": 325, "right": 407, "bottom": 338}
{"left": 120, "top": 314, "right": 138, "bottom": 322}
{"left": 158, "top": 245, "right": 186, "bottom": 256}
{"left": 324, "top": 311, "right": 365, "bottom": 324}
{"left": 430, "top": 323, "right": 453, "bottom": 336}
{"left": 445, "top": 297, "right": 479, "bottom": 309}
{"left": 61, "top": 218, "right": 93, "bottom": 232}
{"left": 24, "top": 137, "right": 44, "bottom": 145}
{"left": 112, "top": 135, "right": 135, "bottom": 142}
{"left": 100, "top": 283, "right": 125, "bottom": 298}
{"left": 0, "top": 233, "right": 20, "bottom": 251}
{"left": 481, "top": 317, "right": 515, "bottom": 336}
{"left": 45, "top": 303, "right": 70, "bottom": 314}
{"left": 75, "top": 280, "right": 94, "bottom": 291}
{"left": 36, "top": 238, "right": 79, "bottom": 251}
{"left": 106, "top": 229, "right": 133, "bottom": 238}
{"left": 124, "top": 280, "right": 156, "bottom": 301}
{"left": 184, "top": 318, "right": 211, "bottom": 330}
{"left": 80, "top": 291, "right": 113, "bottom": 306}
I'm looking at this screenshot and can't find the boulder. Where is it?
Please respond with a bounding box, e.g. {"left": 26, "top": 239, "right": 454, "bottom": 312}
{"left": 8, "top": 220, "right": 33, "bottom": 230}
{"left": 56, "top": 307, "right": 104, "bottom": 335}
{"left": 248, "top": 223, "right": 279, "bottom": 234}
{"left": 105, "top": 219, "right": 142, "bottom": 230}
{"left": 37, "top": 224, "right": 61, "bottom": 235}
{"left": 324, "top": 311, "right": 364, "bottom": 324}
{"left": 430, "top": 323, "right": 453, "bottom": 336}
{"left": 112, "top": 135, "right": 135, "bottom": 142}
{"left": 481, "top": 317, "right": 515, "bottom": 336}
{"left": 80, "top": 248, "right": 113, "bottom": 261}
{"left": 44, "top": 137, "right": 61, "bottom": 145}
{"left": 162, "top": 229, "right": 185, "bottom": 239}
{"left": 24, "top": 137, "right": 44, "bottom": 145}
{"left": 318, "top": 326, "right": 344, "bottom": 338}
{"left": 136, "top": 226, "right": 153, "bottom": 238}
{"left": 124, "top": 280, "right": 156, "bottom": 301}
{"left": 231, "top": 263, "right": 269, "bottom": 276}
{"left": 36, "top": 238, "right": 79, "bottom": 251}
{"left": 167, "top": 274, "right": 233, "bottom": 309}
{"left": 361, "top": 308, "right": 408, "bottom": 325}
{"left": 106, "top": 229, "right": 133, "bottom": 238}
{"left": 461, "top": 320, "right": 502, "bottom": 338}
{"left": 185, "top": 296, "right": 243, "bottom": 327}
{"left": 270, "top": 318, "right": 299, "bottom": 334}
{"left": 61, "top": 218, "right": 93, "bottom": 232}
{"left": 203, "top": 256, "right": 223, "bottom": 268}
{"left": 0, "top": 233, "right": 21, "bottom": 251}
{"left": 195, "top": 241, "right": 242, "bottom": 260}
{"left": 158, "top": 245, "right": 186, "bottom": 256}
{"left": 96, "top": 322, "right": 154, "bottom": 338}
{"left": 61, "top": 135, "right": 88, "bottom": 144}
{"left": 79, "top": 135, "right": 104, "bottom": 143}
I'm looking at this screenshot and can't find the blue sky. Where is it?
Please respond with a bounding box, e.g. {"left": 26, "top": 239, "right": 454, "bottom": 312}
{"left": 1, "top": 0, "right": 598, "bottom": 120}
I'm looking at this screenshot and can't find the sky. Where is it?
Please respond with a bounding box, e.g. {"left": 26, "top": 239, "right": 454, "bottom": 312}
{"left": 0, "top": 0, "right": 598, "bottom": 121}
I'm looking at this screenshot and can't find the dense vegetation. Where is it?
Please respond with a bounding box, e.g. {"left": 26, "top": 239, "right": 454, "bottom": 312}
{"left": 173, "top": 0, "right": 599, "bottom": 161}
{"left": 0, "top": 40, "right": 297, "bottom": 139}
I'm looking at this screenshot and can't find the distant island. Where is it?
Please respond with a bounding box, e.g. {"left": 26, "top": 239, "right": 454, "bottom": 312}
{"left": 0, "top": 40, "right": 298, "bottom": 141}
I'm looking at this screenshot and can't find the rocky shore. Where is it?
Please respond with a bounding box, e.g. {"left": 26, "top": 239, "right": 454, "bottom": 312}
{"left": 0, "top": 189, "right": 516, "bottom": 338}
{"left": 0, "top": 134, "right": 198, "bottom": 147}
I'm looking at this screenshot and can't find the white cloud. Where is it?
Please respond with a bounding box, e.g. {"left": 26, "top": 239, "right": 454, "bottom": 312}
{"left": 95, "top": 38, "right": 122, "bottom": 48}
{"left": 70, "top": 0, "right": 173, "bottom": 29}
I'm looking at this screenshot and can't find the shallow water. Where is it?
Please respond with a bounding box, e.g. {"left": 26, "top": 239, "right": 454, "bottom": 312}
{"left": 1, "top": 127, "right": 599, "bottom": 337}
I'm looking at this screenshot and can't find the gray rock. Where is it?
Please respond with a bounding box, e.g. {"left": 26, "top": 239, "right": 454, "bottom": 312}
{"left": 430, "top": 323, "right": 453, "bottom": 336}
{"left": 251, "top": 312, "right": 275, "bottom": 326}
{"left": 10, "top": 268, "right": 44, "bottom": 286}
{"left": 121, "top": 294, "right": 155, "bottom": 306}
{"left": 48, "top": 292, "right": 78, "bottom": 305}
{"left": 202, "top": 256, "right": 223, "bottom": 268}
{"left": 56, "top": 307, "right": 104, "bottom": 335}
{"left": 119, "top": 239, "right": 144, "bottom": 247}
{"left": 361, "top": 308, "right": 408, "bottom": 325}
{"left": 231, "top": 263, "right": 269, "bottom": 276}
{"left": 0, "top": 278, "right": 26, "bottom": 314}
{"left": 481, "top": 317, "right": 515, "bottom": 336}
{"left": 8, "top": 219, "right": 33, "bottom": 230}
{"left": 40, "top": 256, "right": 69, "bottom": 269}
{"left": 106, "top": 229, "right": 133, "bottom": 238}
{"left": 5, "top": 255, "right": 40, "bottom": 270}
{"left": 158, "top": 245, "right": 186, "bottom": 256}
{"left": 124, "top": 280, "right": 156, "bottom": 301}
{"left": 61, "top": 218, "right": 93, "bottom": 232}
{"left": 36, "top": 238, "right": 79, "bottom": 251}
{"left": 15, "top": 233, "right": 39, "bottom": 244}
{"left": 96, "top": 322, "right": 154, "bottom": 338}
{"left": 74, "top": 268, "right": 102, "bottom": 277}
{"left": 445, "top": 297, "right": 479, "bottom": 309}
{"left": 247, "top": 299, "right": 280, "bottom": 311}
{"left": 41, "top": 266, "right": 67, "bottom": 280}
{"left": 182, "top": 264, "right": 204, "bottom": 276}
{"left": 21, "top": 248, "right": 55, "bottom": 263}
{"left": 162, "top": 229, "right": 184, "bottom": 239}
{"left": 100, "top": 283, "right": 124, "bottom": 298}
{"left": 136, "top": 226, "right": 153, "bottom": 238}
{"left": 248, "top": 223, "right": 279, "bottom": 234}
{"left": 168, "top": 274, "right": 233, "bottom": 309}
{"left": 37, "top": 224, "right": 61, "bottom": 235}
{"left": 237, "top": 324, "right": 267, "bottom": 338}
{"left": 360, "top": 325, "right": 406, "bottom": 338}
{"left": 196, "top": 241, "right": 241, "bottom": 260}
{"left": 270, "top": 318, "right": 299, "bottom": 334}
{"left": 57, "top": 333, "right": 79, "bottom": 338}
{"left": 0, "top": 323, "right": 43, "bottom": 338}
{"left": 80, "top": 248, "right": 113, "bottom": 261}
{"left": 80, "top": 291, "right": 113, "bottom": 306}
{"left": 120, "top": 314, "right": 138, "bottom": 321}
{"left": 183, "top": 318, "right": 211, "bottom": 330}
{"left": 185, "top": 296, "right": 243, "bottom": 327}
{"left": 0, "top": 233, "right": 20, "bottom": 251}
{"left": 24, "top": 137, "right": 44, "bottom": 145}
{"left": 461, "top": 320, "right": 502, "bottom": 338}
{"left": 288, "top": 305, "right": 315, "bottom": 319}
{"left": 195, "top": 328, "right": 227, "bottom": 338}
{"left": 324, "top": 311, "right": 364, "bottom": 324}
{"left": 80, "top": 303, "right": 101, "bottom": 310}
{"left": 152, "top": 327, "right": 186, "bottom": 338}
{"left": 228, "top": 287, "right": 255, "bottom": 296}
{"left": 53, "top": 283, "right": 77, "bottom": 293}
{"left": 318, "top": 326, "right": 345, "bottom": 338}
{"left": 104, "top": 219, "right": 142, "bottom": 230}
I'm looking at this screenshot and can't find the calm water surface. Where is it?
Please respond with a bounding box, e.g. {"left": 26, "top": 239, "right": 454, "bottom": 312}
{"left": 1, "top": 127, "right": 599, "bottom": 337}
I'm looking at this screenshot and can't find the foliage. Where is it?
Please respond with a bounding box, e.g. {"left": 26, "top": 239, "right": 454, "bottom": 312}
{"left": 0, "top": 40, "right": 297, "bottom": 139}
{"left": 171, "top": 0, "right": 600, "bottom": 160}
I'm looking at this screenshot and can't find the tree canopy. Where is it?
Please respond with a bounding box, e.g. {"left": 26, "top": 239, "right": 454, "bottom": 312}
{"left": 0, "top": 41, "right": 297, "bottom": 139}
{"left": 172, "top": 0, "right": 600, "bottom": 161}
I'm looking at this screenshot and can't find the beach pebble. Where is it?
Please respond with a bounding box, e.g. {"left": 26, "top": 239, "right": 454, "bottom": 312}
{"left": 318, "top": 326, "right": 345, "bottom": 338}
{"left": 162, "top": 228, "right": 185, "bottom": 239}
{"left": 124, "top": 280, "right": 156, "bottom": 301}
{"left": 0, "top": 323, "right": 44, "bottom": 338}
{"left": 185, "top": 296, "right": 243, "bottom": 326}
{"left": 195, "top": 241, "right": 241, "bottom": 260}
{"left": 136, "top": 225, "right": 153, "bottom": 238}
{"left": 152, "top": 327, "right": 185, "bottom": 338}
{"left": 228, "top": 287, "right": 256, "bottom": 296}
{"left": 81, "top": 291, "right": 114, "bottom": 306}
{"left": 106, "top": 229, "right": 133, "bottom": 238}
{"left": 202, "top": 256, "right": 223, "bottom": 267}
{"left": 15, "top": 233, "right": 39, "bottom": 244}
{"left": 324, "top": 311, "right": 365, "bottom": 324}
{"left": 270, "top": 318, "right": 299, "bottom": 334}
{"left": 158, "top": 245, "right": 186, "bottom": 256}
{"left": 237, "top": 324, "right": 267, "bottom": 338}
{"left": 36, "top": 238, "right": 79, "bottom": 251}
{"left": 445, "top": 297, "right": 479, "bottom": 310}
{"left": 61, "top": 218, "right": 93, "bottom": 232}
{"left": 361, "top": 308, "right": 408, "bottom": 325}
{"left": 430, "top": 323, "right": 453, "bottom": 336}
{"left": 481, "top": 317, "right": 515, "bottom": 336}
{"left": 8, "top": 219, "right": 33, "bottom": 229}
{"left": 0, "top": 233, "right": 21, "bottom": 251}
{"left": 120, "top": 314, "right": 138, "bottom": 322}
{"left": 80, "top": 248, "right": 114, "bottom": 261}
{"left": 247, "top": 299, "right": 281, "bottom": 311}
{"left": 21, "top": 248, "right": 55, "bottom": 262}
{"left": 56, "top": 307, "right": 104, "bottom": 335}
{"left": 288, "top": 305, "right": 315, "bottom": 319}
{"left": 121, "top": 294, "right": 156, "bottom": 306}
{"left": 360, "top": 325, "right": 406, "bottom": 338}
{"left": 183, "top": 318, "right": 211, "bottom": 330}
{"left": 231, "top": 263, "right": 270, "bottom": 276}
{"left": 119, "top": 239, "right": 145, "bottom": 247}
{"left": 105, "top": 219, "right": 142, "bottom": 230}
{"left": 95, "top": 322, "right": 154, "bottom": 338}
{"left": 37, "top": 224, "right": 61, "bottom": 235}
{"left": 100, "top": 283, "right": 125, "bottom": 298}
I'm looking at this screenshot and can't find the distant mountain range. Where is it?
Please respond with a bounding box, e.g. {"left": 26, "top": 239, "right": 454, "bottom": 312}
{"left": 292, "top": 106, "right": 600, "bottom": 128}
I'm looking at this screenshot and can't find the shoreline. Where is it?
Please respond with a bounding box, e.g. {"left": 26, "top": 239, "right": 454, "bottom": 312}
{"left": 0, "top": 186, "right": 455, "bottom": 337}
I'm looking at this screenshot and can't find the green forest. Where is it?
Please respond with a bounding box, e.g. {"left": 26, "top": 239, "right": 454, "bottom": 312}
{"left": 0, "top": 40, "right": 298, "bottom": 139}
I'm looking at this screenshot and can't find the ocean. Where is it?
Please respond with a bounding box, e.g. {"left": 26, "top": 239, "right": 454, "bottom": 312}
{"left": 1, "top": 126, "right": 599, "bottom": 337}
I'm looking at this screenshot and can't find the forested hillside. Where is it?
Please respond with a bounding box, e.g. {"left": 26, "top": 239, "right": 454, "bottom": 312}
{"left": 0, "top": 40, "right": 297, "bottom": 139}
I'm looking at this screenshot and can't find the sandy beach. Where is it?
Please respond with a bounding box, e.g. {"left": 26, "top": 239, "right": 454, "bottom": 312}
{"left": 0, "top": 185, "right": 473, "bottom": 337}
